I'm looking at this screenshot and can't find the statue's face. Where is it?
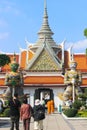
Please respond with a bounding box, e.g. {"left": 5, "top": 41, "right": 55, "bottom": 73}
{"left": 70, "top": 62, "right": 77, "bottom": 70}
{"left": 10, "top": 63, "right": 19, "bottom": 72}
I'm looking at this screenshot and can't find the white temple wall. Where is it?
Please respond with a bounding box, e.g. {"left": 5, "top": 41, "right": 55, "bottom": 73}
{"left": 0, "top": 88, "right": 6, "bottom": 94}
{"left": 0, "top": 86, "right": 65, "bottom": 109}
{"left": 24, "top": 86, "right": 64, "bottom": 108}
{"left": 23, "top": 87, "right": 35, "bottom": 107}
{"left": 52, "top": 87, "right": 64, "bottom": 109}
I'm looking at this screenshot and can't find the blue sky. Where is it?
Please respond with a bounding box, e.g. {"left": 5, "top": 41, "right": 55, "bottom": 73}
{"left": 0, "top": 0, "right": 87, "bottom": 53}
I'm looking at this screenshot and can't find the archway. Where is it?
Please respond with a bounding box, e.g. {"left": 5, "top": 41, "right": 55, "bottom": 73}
{"left": 34, "top": 88, "right": 54, "bottom": 104}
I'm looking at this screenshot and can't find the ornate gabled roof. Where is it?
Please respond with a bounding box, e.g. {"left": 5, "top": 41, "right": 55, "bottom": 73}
{"left": 27, "top": 41, "right": 62, "bottom": 71}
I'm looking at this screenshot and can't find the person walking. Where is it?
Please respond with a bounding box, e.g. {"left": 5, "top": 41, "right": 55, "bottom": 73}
{"left": 40, "top": 98, "right": 45, "bottom": 107}
{"left": 20, "top": 98, "right": 33, "bottom": 130}
{"left": 47, "top": 100, "right": 51, "bottom": 114}
{"left": 0, "top": 100, "right": 3, "bottom": 113}
{"left": 50, "top": 100, "right": 54, "bottom": 113}
{"left": 33, "top": 99, "right": 45, "bottom": 130}
{"left": 8, "top": 93, "right": 21, "bottom": 130}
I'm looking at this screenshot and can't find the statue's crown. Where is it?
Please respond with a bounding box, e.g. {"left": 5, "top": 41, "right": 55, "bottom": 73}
{"left": 11, "top": 53, "right": 17, "bottom": 64}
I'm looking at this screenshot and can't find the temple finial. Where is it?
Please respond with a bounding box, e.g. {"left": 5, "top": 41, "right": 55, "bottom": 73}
{"left": 44, "top": 0, "right": 47, "bottom": 9}
{"left": 36, "top": 0, "right": 56, "bottom": 46}
{"left": 44, "top": 0, "right": 47, "bottom": 17}
{"left": 38, "top": 0, "right": 53, "bottom": 38}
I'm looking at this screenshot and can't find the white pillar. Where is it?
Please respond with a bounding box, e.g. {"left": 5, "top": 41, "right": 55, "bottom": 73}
{"left": 40, "top": 92, "right": 44, "bottom": 100}
{"left": 61, "top": 41, "right": 65, "bottom": 64}
{"left": 72, "top": 83, "right": 75, "bottom": 102}
{"left": 19, "top": 48, "right": 22, "bottom": 66}
{"left": 25, "top": 38, "right": 29, "bottom": 67}
{"left": 72, "top": 78, "right": 75, "bottom": 103}
{"left": 26, "top": 45, "right": 29, "bottom": 66}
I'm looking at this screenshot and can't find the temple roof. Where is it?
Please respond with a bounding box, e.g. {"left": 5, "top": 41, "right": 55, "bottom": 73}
{"left": 0, "top": 1, "right": 87, "bottom": 88}
{"left": 27, "top": 41, "right": 61, "bottom": 71}
{"left": 0, "top": 74, "right": 87, "bottom": 87}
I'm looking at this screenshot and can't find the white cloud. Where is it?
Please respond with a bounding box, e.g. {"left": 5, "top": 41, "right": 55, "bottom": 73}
{"left": 0, "top": 32, "right": 9, "bottom": 40}
{"left": 65, "top": 39, "right": 87, "bottom": 53}
{"left": 74, "top": 39, "right": 87, "bottom": 52}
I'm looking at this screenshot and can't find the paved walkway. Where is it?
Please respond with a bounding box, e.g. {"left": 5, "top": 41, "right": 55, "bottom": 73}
{"left": 0, "top": 113, "right": 87, "bottom": 130}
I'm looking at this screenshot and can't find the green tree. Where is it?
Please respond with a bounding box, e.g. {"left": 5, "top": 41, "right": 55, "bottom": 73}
{"left": 84, "top": 28, "right": 87, "bottom": 56}
{"left": 84, "top": 28, "right": 87, "bottom": 38}
{"left": 0, "top": 54, "right": 11, "bottom": 67}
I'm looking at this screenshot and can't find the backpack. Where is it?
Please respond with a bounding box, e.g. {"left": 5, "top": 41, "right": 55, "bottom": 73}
{"left": 33, "top": 105, "right": 45, "bottom": 121}
{"left": 37, "top": 109, "right": 45, "bottom": 120}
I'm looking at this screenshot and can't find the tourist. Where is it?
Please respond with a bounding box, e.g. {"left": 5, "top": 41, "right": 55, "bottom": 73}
{"left": 0, "top": 100, "right": 3, "bottom": 113}
{"left": 40, "top": 98, "right": 45, "bottom": 107}
{"left": 20, "top": 98, "right": 33, "bottom": 130}
{"left": 47, "top": 100, "right": 51, "bottom": 114}
{"left": 50, "top": 100, "right": 54, "bottom": 113}
{"left": 8, "top": 93, "right": 21, "bottom": 130}
{"left": 33, "top": 99, "right": 45, "bottom": 130}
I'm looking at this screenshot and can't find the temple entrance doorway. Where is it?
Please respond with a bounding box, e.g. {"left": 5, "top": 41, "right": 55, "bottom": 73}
{"left": 34, "top": 88, "right": 54, "bottom": 104}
